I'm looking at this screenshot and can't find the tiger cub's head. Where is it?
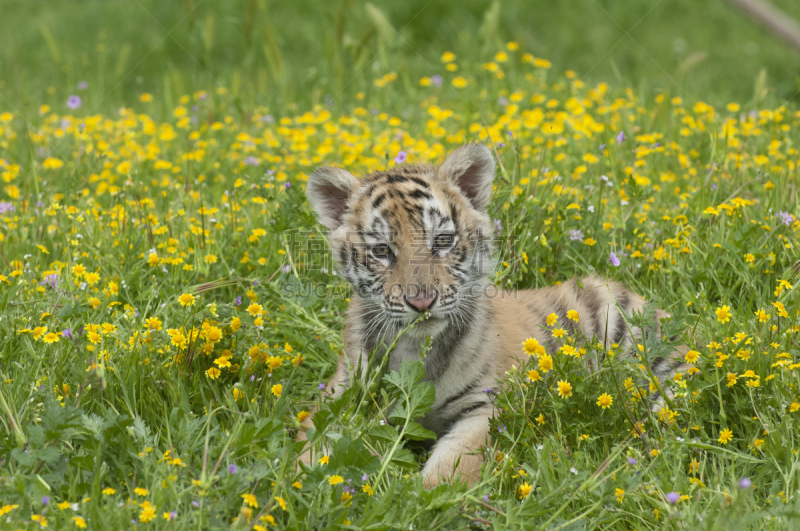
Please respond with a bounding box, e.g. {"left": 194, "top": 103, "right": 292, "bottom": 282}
{"left": 307, "top": 144, "right": 497, "bottom": 339}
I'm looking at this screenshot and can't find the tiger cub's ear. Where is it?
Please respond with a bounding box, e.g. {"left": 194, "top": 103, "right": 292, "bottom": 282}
{"left": 306, "top": 166, "right": 359, "bottom": 231}
{"left": 437, "top": 143, "right": 495, "bottom": 211}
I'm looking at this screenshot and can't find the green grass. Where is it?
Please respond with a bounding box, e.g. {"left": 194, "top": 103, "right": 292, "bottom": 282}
{"left": 2, "top": 0, "right": 800, "bottom": 115}
{"left": 1, "top": 1, "right": 800, "bottom": 529}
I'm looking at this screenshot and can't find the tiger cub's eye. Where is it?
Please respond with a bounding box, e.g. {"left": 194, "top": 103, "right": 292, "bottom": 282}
{"left": 371, "top": 244, "right": 391, "bottom": 259}
{"left": 433, "top": 233, "right": 454, "bottom": 249}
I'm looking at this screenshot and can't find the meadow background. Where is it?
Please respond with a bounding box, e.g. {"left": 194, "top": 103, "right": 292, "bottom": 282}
{"left": 1, "top": 0, "right": 800, "bottom": 529}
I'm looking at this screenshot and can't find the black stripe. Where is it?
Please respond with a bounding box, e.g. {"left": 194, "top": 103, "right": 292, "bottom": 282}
{"left": 407, "top": 188, "right": 433, "bottom": 201}
{"left": 371, "top": 192, "right": 387, "bottom": 210}
{"left": 439, "top": 378, "right": 481, "bottom": 410}
{"left": 448, "top": 400, "right": 490, "bottom": 425}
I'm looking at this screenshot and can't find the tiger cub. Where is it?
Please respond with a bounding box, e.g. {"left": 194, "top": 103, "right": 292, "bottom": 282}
{"left": 299, "top": 143, "right": 686, "bottom": 488}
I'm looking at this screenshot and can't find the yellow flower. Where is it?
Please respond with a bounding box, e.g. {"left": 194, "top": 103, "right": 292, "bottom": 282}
{"left": 790, "top": 402, "right": 799, "bottom": 413}
{"left": 715, "top": 305, "right": 731, "bottom": 323}
{"left": 546, "top": 313, "right": 558, "bottom": 327}
{"left": 170, "top": 333, "right": 187, "bottom": 349}
{"left": 718, "top": 428, "right": 733, "bottom": 445}
{"left": 684, "top": 350, "right": 699, "bottom": 364}
{"left": 533, "top": 58, "right": 551, "bottom": 68}
{"left": 754, "top": 309, "right": 770, "bottom": 322}
{"left": 134, "top": 487, "right": 149, "bottom": 496}
{"left": 615, "top": 488, "right": 624, "bottom": 502}
{"left": 726, "top": 373, "right": 738, "bottom": 387}
{"left": 557, "top": 380, "right": 572, "bottom": 399}
{"left": 527, "top": 369, "right": 541, "bottom": 382}
{"left": 521, "top": 337, "right": 545, "bottom": 356}
{"left": 362, "top": 484, "right": 374, "bottom": 495}
{"left": 274, "top": 496, "right": 287, "bottom": 510}
{"left": 178, "top": 293, "right": 195, "bottom": 306}
{"left": 241, "top": 493, "right": 258, "bottom": 508}
{"left": 517, "top": 482, "right": 532, "bottom": 498}
{"left": 33, "top": 326, "right": 47, "bottom": 340}
{"left": 318, "top": 455, "right": 329, "bottom": 465}
{"left": 271, "top": 384, "right": 282, "bottom": 397}
{"left": 596, "top": 393, "right": 613, "bottom": 409}
{"left": 297, "top": 410, "right": 310, "bottom": 423}
{"left": 552, "top": 328, "right": 566, "bottom": 338}
{"left": 72, "top": 516, "right": 87, "bottom": 528}
{"left": 451, "top": 76, "right": 468, "bottom": 89}
{"left": 42, "top": 157, "right": 64, "bottom": 169}
{"left": 102, "top": 488, "right": 116, "bottom": 496}
{"left": 206, "top": 367, "right": 221, "bottom": 379}
{"left": 214, "top": 356, "right": 231, "bottom": 368}
{"left": 566, "top": 310, "right": 580, "bottom": 322}
{"left": 328, "top": 475, "right": 344, "bottom": 485}
{"left": 538, "top": 354, "right": 553, "bottom": 373}
{"left": 43, "top": 332, "right": 60, "bottom": 344}
{"left": 247, "top": 303, "right": 263, "bottom": 317}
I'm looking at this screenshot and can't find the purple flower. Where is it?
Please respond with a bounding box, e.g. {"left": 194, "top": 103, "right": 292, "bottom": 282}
{"left": 739, "top": 477, "right": 752, "bottom": 489}
{"left": 234, "top": 296, "right": 242, "bottom": 306}
{"left": 483, "top": 388, "right": 492, "bottom": 394}
{"left": 483, "top": 494, "right": 489, "bottom": 502}
{"left": 394, "top": 151, "right": 407, "bottom": 165}
{"left": 40, "top": 273, "right": 60, "bottom": 289}
{"left": 243, "top": 156, "right": 260, "bottom": 166}
{"left": 0, "top": 202, "right": 15, "bottom": 214}
{"left": 362, "top": 473, "right": 368, "bottom": 482}
{"left": 569, "top": 229, "right": 584, "bottom": 242}
{"left": 599, "top": 144, "right": 606, "bottom": 152}
{"left": 666, "top": 492, "right": 680, "bottom": 504}
{"left": 228, "top": 464, "right": 238, "bottom": 474}
{"left": 77, "top": 81, "right": 89, "bottom": 90}
{"left": 776, "top": 211, "right": 795, "bottom": 226}
{"left": 281, "top": 264, "right": 291, "bottom": 273}
{"left": 168, "top": 512, "right": 176, "bottom": 520}
{"left": 319, "top": 383, "right": 326, "bottom": 391}
{"left": 627, "top": 457, "right": 637, "bottom": 465}
{"left": 62, "top": 329, "right": 73, "bottom": 339}
{"left": 498, "top": 97, "right": 508, "bottom": 106}
{"left": 496, "top": 142, "right": 505, "bottom": 148}
{"left": 284, "top": 182, "right": 291, "bottom": 189}
{"left": 430, "top": 75, "right": 443, "bottom": 87}
{"left": 42, "top": 496, "right": 50, "bottom": 506}
{"left": 252, "top": 279, "right": 259, "bottom": 287}
{"left": 191, "top": 500, "right": 201, "bottom": 508}
{"left": 711, "top": 183, "right": 717, "bottom": 191}
{"left": 609, "top": 252, "right": 620, "bottom": 267}
{"left": 616, "top": 131, "right": 625, "bottom": 146}
{"left": 494, "top": 219, "right": 502, "bottom": 233}
{"left": 67, "top": 95, "right": 82, "bottom": 110}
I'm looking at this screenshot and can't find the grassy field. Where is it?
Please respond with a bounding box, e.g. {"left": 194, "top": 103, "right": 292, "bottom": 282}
{"left": 1, "top": 1, "right": 800, "bottom": 529}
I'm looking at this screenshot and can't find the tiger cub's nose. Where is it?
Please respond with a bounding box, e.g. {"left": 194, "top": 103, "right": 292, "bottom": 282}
{"left": 405, "top": 294, "right": 437, "bottom": 312}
